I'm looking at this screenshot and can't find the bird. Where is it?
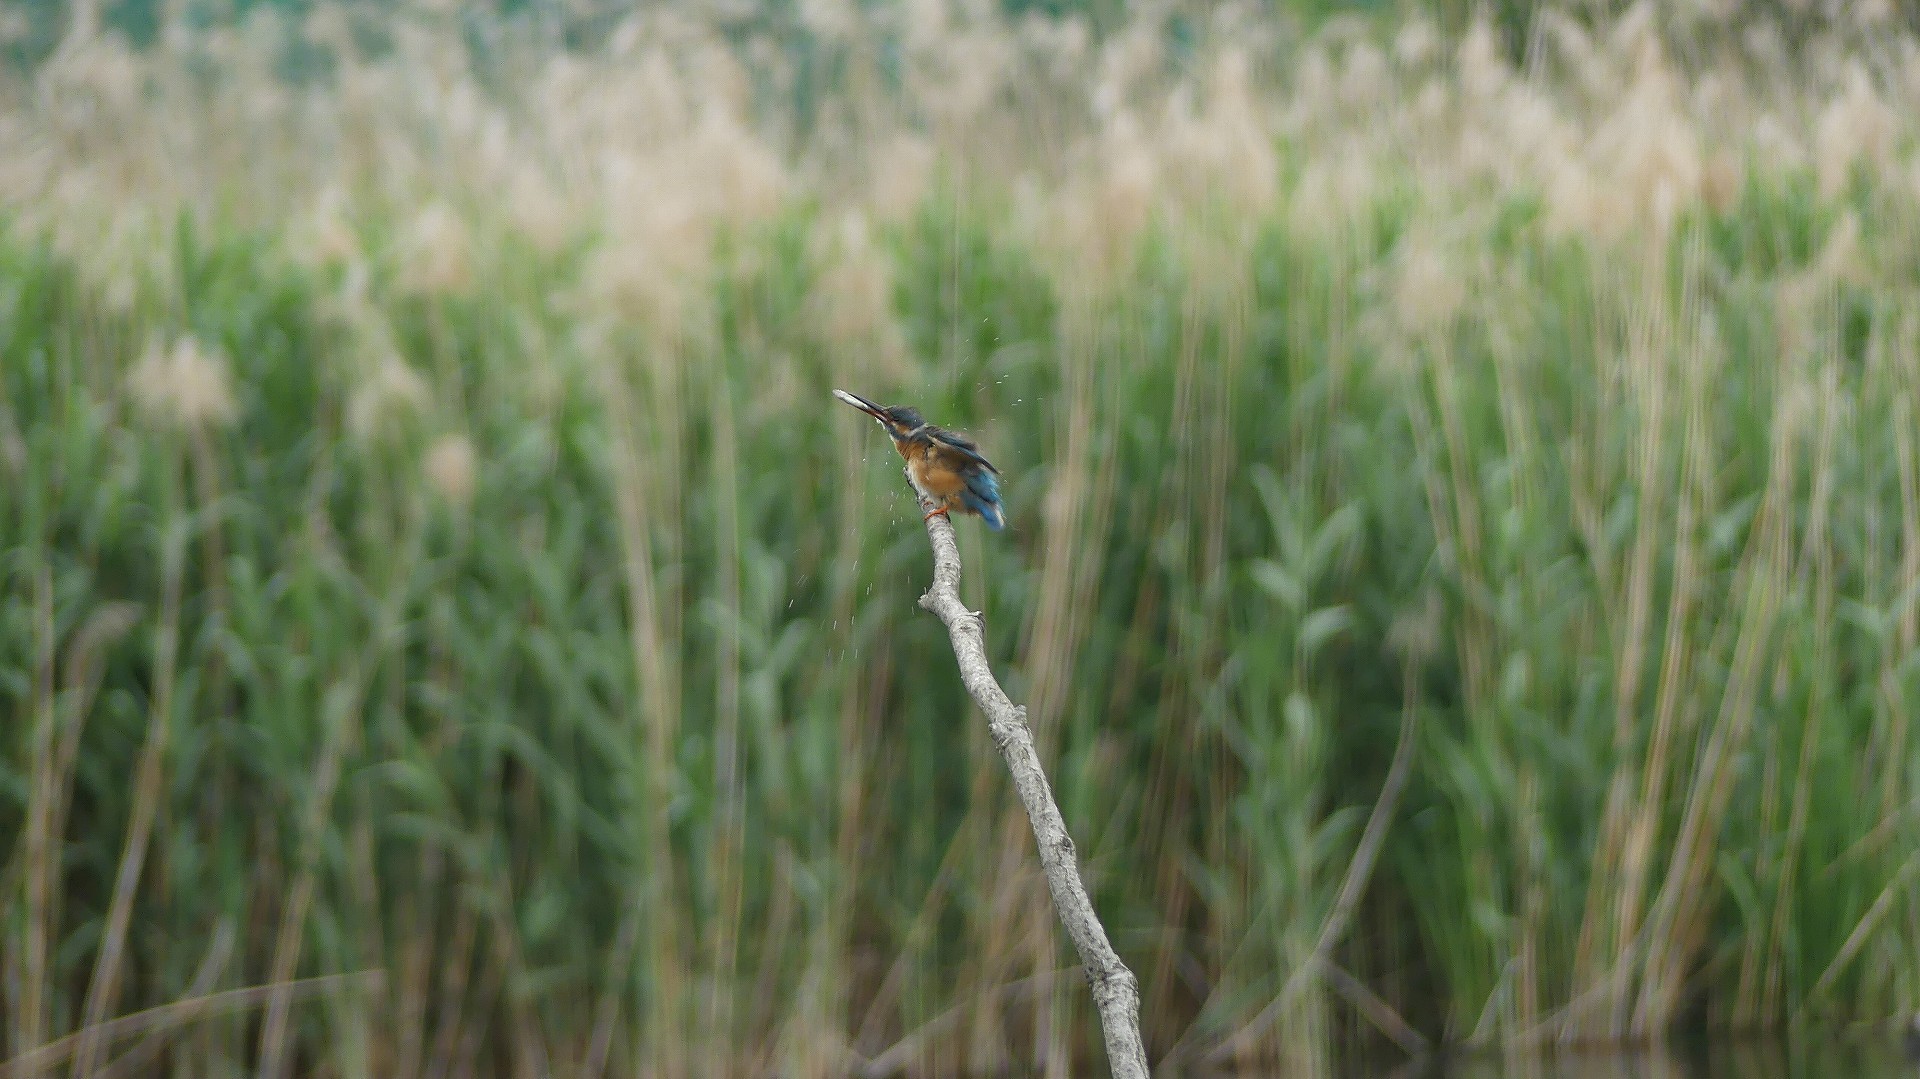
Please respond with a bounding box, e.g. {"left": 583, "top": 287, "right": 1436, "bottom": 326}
{"left": 834, "top": 389, "right": 1005, "bottom": 530}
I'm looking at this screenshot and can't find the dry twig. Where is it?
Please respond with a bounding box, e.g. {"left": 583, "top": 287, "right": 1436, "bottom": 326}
{"left": 910, "top": 492, "right": 1150, "bottom": 1079}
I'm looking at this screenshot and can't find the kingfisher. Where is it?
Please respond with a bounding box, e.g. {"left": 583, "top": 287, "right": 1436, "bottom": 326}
{"left": 834, "top": 389, "right": 1006, "bottom": 530}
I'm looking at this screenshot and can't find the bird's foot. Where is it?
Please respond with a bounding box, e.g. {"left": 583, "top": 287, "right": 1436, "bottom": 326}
{"left": 923, "top": 506, "right": 950, "bottom": 522}
{"left": 971, "top": 609, "right": 987, "bottom": 631}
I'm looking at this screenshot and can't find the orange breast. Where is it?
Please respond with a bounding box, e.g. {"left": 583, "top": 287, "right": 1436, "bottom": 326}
{"left": 909, "top": 446, "right": 967, "bottom": 498}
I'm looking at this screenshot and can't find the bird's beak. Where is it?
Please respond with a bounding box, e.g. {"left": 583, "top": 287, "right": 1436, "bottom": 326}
{"left": 832, "top": 388, "right": 886, "bottom": 420}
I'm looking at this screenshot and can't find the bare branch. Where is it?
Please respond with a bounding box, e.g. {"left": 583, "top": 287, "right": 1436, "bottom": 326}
{"left": 1193, "top": 656, "right": 1424, "bottom": 1068}
{"left": 910, "top": 493, "right": 1150, "bottom": 1079}
{"left": 0, "top": 972, "right": 379, "bottom": 1078}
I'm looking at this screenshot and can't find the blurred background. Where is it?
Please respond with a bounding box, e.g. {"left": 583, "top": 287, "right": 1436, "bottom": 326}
{"left": 3, "top": 0, "right": 1919, "bottom": 1075}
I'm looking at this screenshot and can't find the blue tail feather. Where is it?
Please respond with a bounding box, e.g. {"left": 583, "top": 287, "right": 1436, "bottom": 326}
{"left": 962, "top": 470, "right": 1005, "bottom": 530}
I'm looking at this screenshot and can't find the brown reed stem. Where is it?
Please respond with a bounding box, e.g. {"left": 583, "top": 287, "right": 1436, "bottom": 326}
{"left": 68, "top": 519, "right": 187, "bottom": 1078}
{"left": 909, "top": 491, "right": 1149, "bottom": 1079}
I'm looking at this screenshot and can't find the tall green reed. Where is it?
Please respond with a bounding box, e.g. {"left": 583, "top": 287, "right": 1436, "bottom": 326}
{"left": 4, "top": 4, "right": 1920, "bottom": 1075}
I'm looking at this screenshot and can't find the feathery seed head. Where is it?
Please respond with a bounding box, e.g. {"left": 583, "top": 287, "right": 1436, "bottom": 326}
{"left": 129, "top": 335, "right": 237, "bottom": 432}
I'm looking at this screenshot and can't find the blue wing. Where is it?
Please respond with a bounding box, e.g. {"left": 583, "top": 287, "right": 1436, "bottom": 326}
{"left": 927, "top": 425, "right": 1005, "bottom": 530}
{"left": 929, "top": 427, "right": 1000, "bottom": 474}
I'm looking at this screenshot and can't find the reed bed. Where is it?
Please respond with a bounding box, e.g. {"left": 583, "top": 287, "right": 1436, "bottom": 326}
{"left": 1, "top": 2, "right": 1917, "bottom": 1074}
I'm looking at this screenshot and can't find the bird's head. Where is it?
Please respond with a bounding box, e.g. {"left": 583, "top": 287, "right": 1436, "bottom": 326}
{"left": 834, "top": 389, "right": 926, "bottom": 443}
